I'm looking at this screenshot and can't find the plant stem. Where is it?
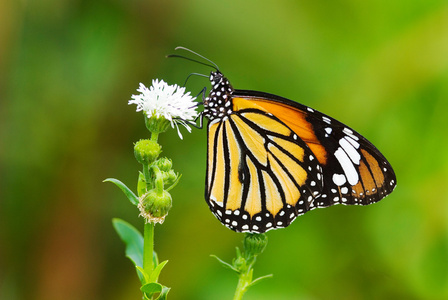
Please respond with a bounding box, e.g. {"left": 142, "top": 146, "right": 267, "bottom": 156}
{"left": 143, "top": 164, "right": 152, "bottom": 191}
{"left": 143, "top": 131, "right": 158, "bottom": 279}
{"left": 151, "top": 132, "right": 159, "bottom": 142}
{"left": 143, "top": 222, "right": 155, "bottom": 280}
{"left": 233, "top": 267, "right": 252, "bottom": 300}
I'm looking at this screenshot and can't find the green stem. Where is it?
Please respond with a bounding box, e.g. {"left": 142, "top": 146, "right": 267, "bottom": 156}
{"left": 143, "top": 131, "right": 159, "bottom": 283}
{"left": 233, "top": 267, "right": 253, "bottom": 300}
{"left": 143, "top": 164, "right": 152, "bottom": 191}
{"left": 143, "top": 222, "right": 155, "bottom": 280}
{"left": 151, "top": 132, "right": 159, "bottom": 142}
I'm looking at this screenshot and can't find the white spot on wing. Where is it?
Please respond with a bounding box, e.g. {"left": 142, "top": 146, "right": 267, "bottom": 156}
{"left": 332, "top": 173, "right": 347, "bottom": 186}
{"left": 345, "top": 135, "right": 360, "bottom": 149}
{"left": 209, "top": 118, "right": 221, "bottom": 126}
{"left": 211, "top": 197, "right": 224, "bottom": 207}
{"left": 343, "top": 128, "right": 353, "bottom": 135}
{"left": 343, "top": 128, "right": 359, "bottom": 141}
{"left": 339, "top": 138, "right": 361, "bottom": 165}
{"left": 334, "top": 148, "right": 359, "bottom": 185}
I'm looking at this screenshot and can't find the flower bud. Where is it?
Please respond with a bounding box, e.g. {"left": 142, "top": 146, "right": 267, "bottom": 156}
{"left": 145, "top": 115, "right": 171, "bottom": 135}
{"left": 233, "top": 256, "right": 247, "bottom": 271}
{"left": 134, "top": 139, "right": 161, "bottom": 165}
{"left": 138, "top": 189, "right": 172, "bottom": 224}
{"left": 243, "top": 233, "right": 268, "bottom": 257}
{"left": 162, "top": 170, "right": 178, "bottom": 187}
{"left": 156, "top": 157, "right": 173, "bottom": 172}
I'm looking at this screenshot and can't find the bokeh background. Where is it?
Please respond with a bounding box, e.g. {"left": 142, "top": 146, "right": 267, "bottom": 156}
{"left": 1, "top": 0, "right": 448, "bottom": 299}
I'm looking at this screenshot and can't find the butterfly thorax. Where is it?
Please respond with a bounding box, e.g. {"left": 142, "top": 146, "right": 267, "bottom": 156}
{"left": 203, "top": 71, "right": 235, "bottom": 121}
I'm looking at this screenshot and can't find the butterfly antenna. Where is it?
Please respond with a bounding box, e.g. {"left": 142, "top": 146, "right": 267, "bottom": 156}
{"left": 167, "top": 46, "right": 219, "bottom": 71}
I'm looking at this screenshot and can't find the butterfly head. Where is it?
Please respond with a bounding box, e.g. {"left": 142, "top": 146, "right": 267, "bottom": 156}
{"left": 203, "top": 71, "right": 235, "bottom": 120}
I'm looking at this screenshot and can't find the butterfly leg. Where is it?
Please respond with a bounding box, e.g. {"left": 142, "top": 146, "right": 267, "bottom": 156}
{"left": 183, "top": 72, "right": 209, "bottom": 86}
{"left": 184, "top": 112, "right": 205, "bottom": 129}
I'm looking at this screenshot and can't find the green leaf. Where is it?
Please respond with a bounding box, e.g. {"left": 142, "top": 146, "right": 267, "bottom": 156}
{"left": 149, "top": 260, "right": 168, "bottom": 283}
{"left": 136, "top": 266, "right": 149, "bottom": 284}
{"left": 235, "top": 246, "right": 242, "bottom": 258}
{"left": 155, "top": 286, "right": 171, "bottom": 300}
{"left": 141, "top": 282, "right": 162, "bottom": 298}
{"left": 104, "top": 178, "right": 139, "bottom": 206}
{"left": 250, "top": 274, "right": 273, "bottom": 287}
{"left": 165, "top": 173, "right": 182, "bottom": 192}
{"left": 153, "top": 250, "right": 159, "bottom": 268}
{"left": 112, "top": 218, "right": 143, "bottom": 268}
{"left": 211, "top": 255, "right": 239, "bottom": 273}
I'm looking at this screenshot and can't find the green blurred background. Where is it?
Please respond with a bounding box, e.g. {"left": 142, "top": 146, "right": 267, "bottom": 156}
{"left": 1, "top": 0, "right": 447, "bottom": 299}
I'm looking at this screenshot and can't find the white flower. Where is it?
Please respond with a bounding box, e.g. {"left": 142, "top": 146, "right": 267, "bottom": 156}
{"left": 129, "top": 79, "right": 198, "bottom": 139}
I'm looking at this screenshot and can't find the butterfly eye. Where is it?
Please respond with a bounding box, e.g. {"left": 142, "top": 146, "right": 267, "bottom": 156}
{"left": 210, "top": 71, "right": 222, "bottom": 85}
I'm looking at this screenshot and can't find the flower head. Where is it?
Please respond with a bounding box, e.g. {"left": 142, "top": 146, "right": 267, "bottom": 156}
{"left": 129, "top": 79, "right": 198, "bottom": 139}
{"left": 138, "top": 189, "right": 172, "bottom": 224}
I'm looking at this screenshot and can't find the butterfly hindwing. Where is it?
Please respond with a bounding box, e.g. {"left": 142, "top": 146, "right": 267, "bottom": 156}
{"left": 205, "top": 99, "right": 323, "bottom": 233}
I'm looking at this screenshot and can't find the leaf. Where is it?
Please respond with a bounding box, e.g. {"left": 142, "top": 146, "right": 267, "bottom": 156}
{"left": 153, "top": 250, "right": 159, "bottom": 268}
{"left": 112, "top": 218, "right": 143, "bottom": 269}
{"left": 136, "top": 266, "right": 149, "bottom": 284}
{"left": 141, "top": 282, "right": 162, "bottom": 298}
{"left": 165, "top": 173, "right": 182, "bottom": 192}
{"left": 235, "top": 246, "right": 242, "bottom": 258}
{"left": 104, "top": 178, "right": 139, "bottom": 206}
{"left": 250, "top": 274, "right": 273, "bottom": 287}
{"left": 155, "top": 286, "right": 171, "bottom": 300}
{"left": 149, "top": 260, "right": 168, "bottom": 283}
{"left": 210, "top": 255, "right": 239, "bottom": 273}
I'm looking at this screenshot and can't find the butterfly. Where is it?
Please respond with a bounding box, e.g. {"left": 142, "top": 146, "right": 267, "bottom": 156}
{"left": 170, "top": 47, "right": 397, "bottom": 233}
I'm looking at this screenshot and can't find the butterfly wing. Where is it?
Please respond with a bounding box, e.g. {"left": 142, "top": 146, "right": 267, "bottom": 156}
{"left": 205, "top": 98, "right": 323, "bottom": 233}
{"left": 234, "top": 89, "right": 397, "bottom": 208}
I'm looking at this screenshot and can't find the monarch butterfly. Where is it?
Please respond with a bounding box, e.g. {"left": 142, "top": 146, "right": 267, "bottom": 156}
{"left": 170, "top": 47, "right": 396, "bottom": 233}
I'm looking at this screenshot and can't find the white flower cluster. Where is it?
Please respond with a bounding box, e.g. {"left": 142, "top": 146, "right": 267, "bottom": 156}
{"left": 129, "top": 79, "right": 198, "bottom": 139}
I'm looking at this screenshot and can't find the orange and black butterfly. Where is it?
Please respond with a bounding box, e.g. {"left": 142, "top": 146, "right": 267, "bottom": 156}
{"left": 171, "top": 48, "right": 396, "bottom": 233}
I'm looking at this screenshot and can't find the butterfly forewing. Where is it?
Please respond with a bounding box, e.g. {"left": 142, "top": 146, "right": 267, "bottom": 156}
{"left": 205, "top": 98, "right": 323, "bottom": 233}
{"left": 305, "top": 113, "right": 397, "bottom": 207}
{"left": 235, "top": 90, "right": 397, "bottom": 208}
